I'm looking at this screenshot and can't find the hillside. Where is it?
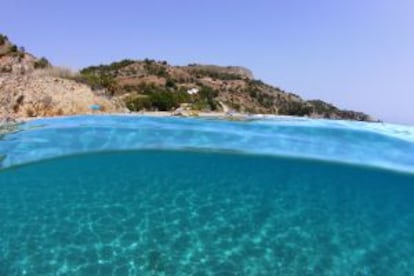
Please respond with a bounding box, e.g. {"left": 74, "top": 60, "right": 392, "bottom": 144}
{"left": 0, "top": 34, "right": 123, "bottom": 119}
{"left": 0, "top": 34, "right": 374, "bottom": 121}
{"left": 80, "top": 59, "right": 373, "bottom": 120}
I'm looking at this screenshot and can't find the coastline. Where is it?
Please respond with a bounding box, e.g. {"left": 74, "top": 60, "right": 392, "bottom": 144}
{"left": 1, "top": 111, "right": 252, "bottom": 124}
{"left": 1, "top": 110, "right": 384, "bottom": 126}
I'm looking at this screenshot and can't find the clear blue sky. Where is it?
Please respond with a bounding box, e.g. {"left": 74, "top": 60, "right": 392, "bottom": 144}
{"left": 1, "top": 0, "right": 413, "bottom": 124}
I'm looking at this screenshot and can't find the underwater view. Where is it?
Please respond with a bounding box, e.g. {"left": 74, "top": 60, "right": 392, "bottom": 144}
{"left": 1, "top": 116, "right": 414, "bottom": 275}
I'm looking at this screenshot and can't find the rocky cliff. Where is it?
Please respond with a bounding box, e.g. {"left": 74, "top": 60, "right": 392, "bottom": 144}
{"left": 0, "top": 34, "right": 123, "bottom": 119}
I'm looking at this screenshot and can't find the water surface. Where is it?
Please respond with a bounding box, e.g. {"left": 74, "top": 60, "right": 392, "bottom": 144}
{"left": 0, "top": 116, "right": 414, "bottom": 275}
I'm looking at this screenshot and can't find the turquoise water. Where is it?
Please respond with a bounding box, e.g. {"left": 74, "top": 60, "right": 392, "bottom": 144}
{"left": 1, "top": 116, "right": 414, "bottom": 275}
{"left": 1, "top": 115, "right": 414, "bottom": 172}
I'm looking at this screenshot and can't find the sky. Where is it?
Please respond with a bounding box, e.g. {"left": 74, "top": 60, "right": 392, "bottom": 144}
{"left": 1, "top": 0, "right": 413, "bottom": 124}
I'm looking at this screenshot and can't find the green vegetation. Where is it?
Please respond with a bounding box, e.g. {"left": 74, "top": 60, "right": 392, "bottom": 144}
{"left": 79, "top": 73, "right": 117, "bottom": 95}
{"left": 245, "top": 79, "right": 317, "bottom": 116}
{"left": 143, "top": 60, "right": 168, "bottom": 77}
{"left": 165, "top": 78, "right": 176, "bottom": 89}
{"left": 77, "top": 59, "right": 176, "bottom": 96}
{"left": 306, "top": 100, "right": 370, "bottom": 120}
{"left": 0, "top": 36, "right": 27, "bottom": 59}
{"left": 149, "top": 91, "right": 182, "bottom": 111}
{"left": 9, "top": 45, "right": 17, "bottom": 53}
{"left": 124, "top": 83, "right": 190, "bottom": 111}
{"left": 72, "top": 56, "right": 370, "bottom": 120}
{"left": 192, "top": 86, "right": 219, "bottom": 110}
{"left": 0, "top": 33, "right": 372, "bottom": 121}
{"left": 78, "top": 60, "right": 135, "bottom": 96}
{"left": 190, "top": 69, "right": 242, "bottom": 80}
{"left": 279, "top": 101, "right": 313, "bottom": 116}
{"left": 34, "top": 57, "right": 50, "bottom": 69}
{"left": 256, "top": 93, "right": 274, "bottom": 108}
{"left": 0, "top": 34, "right": 7, "bottom": 45}
{"left": 125, "top": 95, "right": 153, "bottom": 111}
{"left": 1, "top": 44, "right": 25, "bottom": 59}
{"left": 308, "top": 100, "right": 338, "bottom": 114}
{"left": 248, "top": 79, "right": 265, "bottom": 86}
{"left": 124, "top": 83, "right": 219, "bottom": 112}
{"left": 81, "top": 59, "right": 135, "bottom": 76}
{"left": 246, "top": 81, "right": 276, "bottom": 108}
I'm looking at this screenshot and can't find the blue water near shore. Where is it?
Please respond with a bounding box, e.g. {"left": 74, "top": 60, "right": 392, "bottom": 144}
{"left": 1, "top": 116, "right": 414, "bottom": 274}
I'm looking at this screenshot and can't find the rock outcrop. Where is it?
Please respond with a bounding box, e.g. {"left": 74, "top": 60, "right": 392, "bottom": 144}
{"left": 0, "top": 74, "right": 122, "bottom": 118}
{"left": 0, "top": 35, "right": 123, "bottom": 119}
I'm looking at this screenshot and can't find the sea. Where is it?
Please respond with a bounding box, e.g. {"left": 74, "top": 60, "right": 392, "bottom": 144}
{"left": 0, "top": 116, "right": 413, "bottom": 275}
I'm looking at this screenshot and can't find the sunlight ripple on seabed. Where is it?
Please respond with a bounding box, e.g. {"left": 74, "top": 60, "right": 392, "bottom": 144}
{"left": 0, "top": 116, "right": 414, "bottom": 275}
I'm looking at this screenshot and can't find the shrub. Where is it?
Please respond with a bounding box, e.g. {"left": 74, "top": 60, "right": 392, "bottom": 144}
{"left": 34, "top": 57, "right": 50, "bottom": 69}
{"left": 79, "top": 61, "right": 135, "bottom": 96}
{"left": 149, "top": 92, "right": 179, "bottom": 111}
{"left": 78, "top": 73, "right": 118, "bottom": 96}
{"left": 165, "top": 78, "right": 176, "bottom": 89}
{"left": 144, "top": 58, "right": 155, "bottom": 64}
{"left": 143, "top": 62, "right": 168, "bottom": 77}
{"left": 0, "top": 34, "right": 7, "bottom": 45}
{"left": 199, "top": 86, "right": 218, "bottom": 99}
{"left": 249, "top": 89, "right": 259, "bottom": 98}
{"left": 192, "top": 86, "right": 219, "bottom": 111}
{"left": 125, "top": 87, "right": 190, "bottom": 112}
{"left": 0, "top": 66, "right": 12, "bottom": 73}
{"left": 279, "top": 101, "right": 312, "bottom": 116}
{"left": 307, "top": 100, "right": 338, "bottom": 114}
{"left": 189, "top": 69, "right": 242, "bottom": 80}
{"left": 248, "top": 79, "right": 265, "bottom": 86}
{"left": 125, "top": 95, "right": 153, "bottom": 111}
{"left": 174, "top": 88, "right": 191, "bottom": 103}
{"left": 80, "top": 59, "right": 134, "bottom": 76}
{"left": 9, "top": 45, "right": 18, "bottom": 53}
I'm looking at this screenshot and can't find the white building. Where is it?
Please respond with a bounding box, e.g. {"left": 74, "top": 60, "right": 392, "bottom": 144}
{"left": 187, "top": 88, "right": 199, "bottom": 95}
